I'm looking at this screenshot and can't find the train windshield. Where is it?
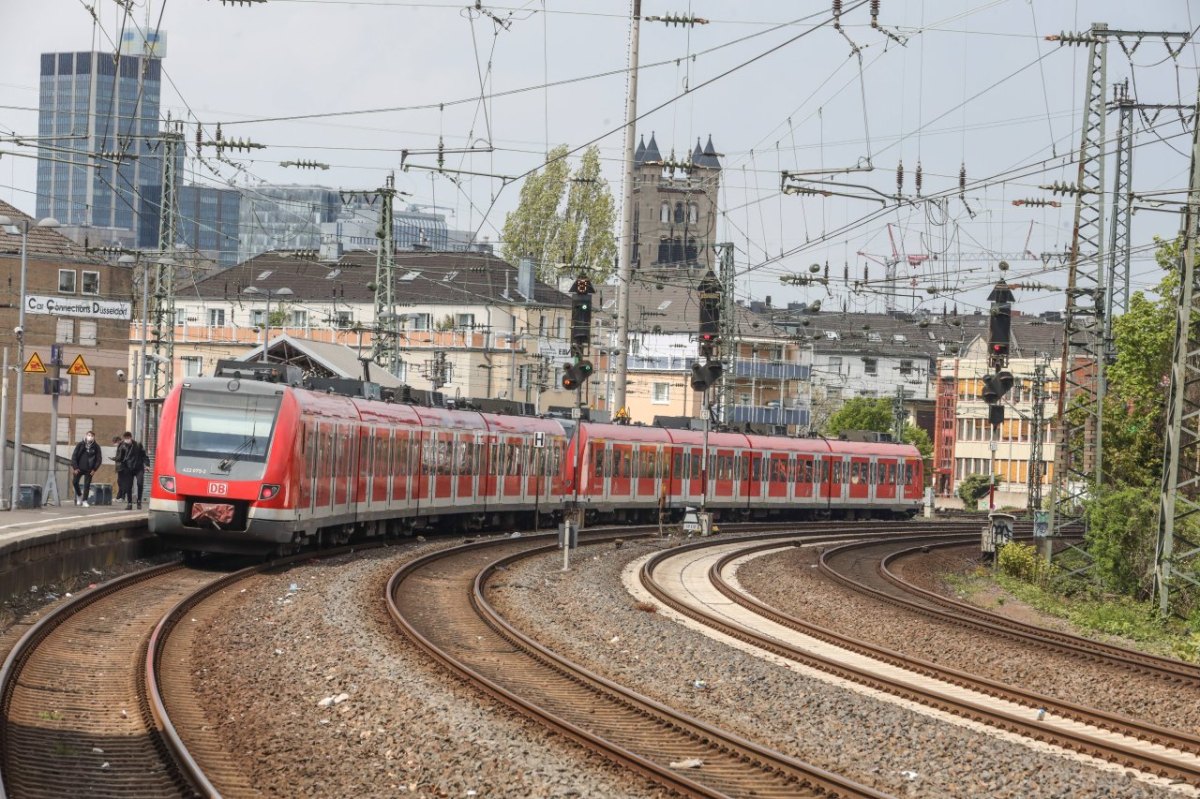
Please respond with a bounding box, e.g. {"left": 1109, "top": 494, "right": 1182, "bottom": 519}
{"left": 177, "top": 389, "right": 282, "bottom": 463}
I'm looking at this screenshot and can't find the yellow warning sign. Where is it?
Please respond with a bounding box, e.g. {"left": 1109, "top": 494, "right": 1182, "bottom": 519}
{"left": 22, "top": 353, "right": 46, "bottom": 374}
{"left": 66, "top": 354, "right": 90, "bottom": 377}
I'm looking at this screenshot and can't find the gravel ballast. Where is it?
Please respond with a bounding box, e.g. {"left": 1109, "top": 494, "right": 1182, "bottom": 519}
{"left": 486, "top": 534, "right": 1186, "bottom": 799}
{"left": 186, "top": 541, "right": 672, "bottom": 798}
{"left": 735, "top": 543, "right": 1200, "bottom": 735}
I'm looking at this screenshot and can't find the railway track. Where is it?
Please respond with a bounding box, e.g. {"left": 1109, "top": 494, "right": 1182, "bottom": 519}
{"left": 386, "top": 525, "right": 895, "bottom": 799}
{"left": 637, "top": 533, "right": 1200, "bottom": 789}
{"left": 0, "top": 544, "right": 384, "bottom": 799}
{"left": 821, "top": 537, "right": 1200, "bottom": 686}
{"left": 0, "top": 563, "right": 214, "bottom": 799}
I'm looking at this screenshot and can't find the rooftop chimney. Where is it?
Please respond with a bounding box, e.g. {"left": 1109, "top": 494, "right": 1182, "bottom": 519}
{"left": 517, "top": 256, "right": 535, "bottom": 302}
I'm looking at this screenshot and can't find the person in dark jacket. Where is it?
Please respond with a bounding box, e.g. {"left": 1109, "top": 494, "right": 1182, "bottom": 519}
{"left": 70, "top": 431, "right": 103, "bottom": 507}
{"left": 112, "top": 435, "right": 130, "bottom": 503}
{"left": 117, "top": 431, "right": 147, "bottom": 510}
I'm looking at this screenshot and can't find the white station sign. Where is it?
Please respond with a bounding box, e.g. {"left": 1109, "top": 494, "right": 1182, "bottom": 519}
{"left": 25, "top": 295, "right": 132, "bottom": 320}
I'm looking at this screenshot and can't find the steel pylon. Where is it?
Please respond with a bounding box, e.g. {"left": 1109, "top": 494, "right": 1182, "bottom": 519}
{"left": 150, "top": 119, "right": 184, "bottom": 401}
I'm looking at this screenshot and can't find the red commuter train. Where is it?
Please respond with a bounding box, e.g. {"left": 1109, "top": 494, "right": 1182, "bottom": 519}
{"left": 149, "top": 372, "right": 923, "bottom": 556}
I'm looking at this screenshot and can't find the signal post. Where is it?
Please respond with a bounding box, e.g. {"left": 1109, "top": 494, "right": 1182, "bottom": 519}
{"left": 561, "top": 275, "right": 594, "bottom": 562}
{"left": 982, "top": 273, "right": 1016, "bottom": 557}
{"left": 689, "top": 272, "right": 724, "bottom": 533}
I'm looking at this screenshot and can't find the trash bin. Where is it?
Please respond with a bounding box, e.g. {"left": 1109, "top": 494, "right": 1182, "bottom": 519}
{"left": 88, "top": 483, "right": 113, "bottom": 506}
{"left": 17, "top": 484, "right": 42, "bottom": 509}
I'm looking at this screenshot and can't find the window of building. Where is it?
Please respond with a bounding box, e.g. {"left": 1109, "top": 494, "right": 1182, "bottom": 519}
{"left": 899, "top": 359, "right": 913, "bottom": 375}
{"left": 291, "top": 309, "right": 308, "bottom": 327}
{"left": 555, "top": 317, "right": 565, "bottom": 339}
{"left": 58, "top": 269, "right": 76, "bottom": 293}
{"left": 182, "top": 356, "right": 203, "bottom": 377}
{"left": 76, "top": 373, "right": 95, "bottom": 395}
{"left": 406, "top": 313, "right": 430, "bottom": 331}
{"left": 335, "top": 311, "right": 353, "bottom": 329}
{"left": 78, "top": 321, "right": 97, "bottom": 346}
{"left": 251, "top": 309, "right": 266, "bottom": 327}
{"left": 652, "top": 382, "right": 670, "bottom": 405}
{"left": 57, "top": 417, "right": 71, "bottom": 444}
{"left": 74, "top": 417, "right": 93, "bottom": 442}
{"left": 81, "top": 271, "right": 100, "bottom": 295}
{"left": 660, "top": 202, "right": 669, "bottom": 223}
{"left": 674, "top": 202, "right": 684, "bottom": 223}
{"left": 456, "top": 313, "right": 475, "bottom": 329}
{"left": 863, "top": 358, "right": 878, "bottom": 376}
{"left": 208, "top": 308, "right": 226, "bottom": 327}
{"left": 56, "top": 318, "right": 74, "bottom": 343}
{"left": 517, "top": 365, "right": 530, "bottom": 390}
{"left": 688, "top": 203, "right": 698, "bottom": 224}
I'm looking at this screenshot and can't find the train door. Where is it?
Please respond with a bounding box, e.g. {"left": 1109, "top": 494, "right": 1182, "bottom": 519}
{"left": 477, "top": 433, "right": 495, "bottom": 509}
{"left": 875, "top": 458, "right": 895, "bottom": 504}
{"left": 794, "top": 456, "right": 813, "bottom": 507}
{"left": 312, "top": 422, "right": 321, "bottom": 511}
{"left": 357, "top": 426, "right": 371, "bottom": 507}
{"left": 766, "top": 453, "right": 789, "bottom": 502}
{"left": 609, "top": 444, "right": 631, "bottom": 499}
{"left": 848, "top": 457, "right": 869, "bottom": 505}
{"left": 586, "top": 440, "right": 608, "bottom": 505}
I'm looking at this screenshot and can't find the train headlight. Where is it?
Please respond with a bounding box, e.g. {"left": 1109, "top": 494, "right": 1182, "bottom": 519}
{"left": 259, "top": 484, "right": 281, "bottom": 501}
{"left": 159, "top": 475, "right": 176, "bottom": 493}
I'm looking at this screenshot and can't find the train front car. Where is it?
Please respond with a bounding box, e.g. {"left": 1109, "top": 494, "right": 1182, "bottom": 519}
{"left": 149, "top": 377, "right": 299, "bottom": 556}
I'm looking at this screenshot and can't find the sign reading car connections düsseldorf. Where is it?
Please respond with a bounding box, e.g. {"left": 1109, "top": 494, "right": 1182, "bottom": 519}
{"left": 26, "top": 294, "right": 131, "bottom": 320}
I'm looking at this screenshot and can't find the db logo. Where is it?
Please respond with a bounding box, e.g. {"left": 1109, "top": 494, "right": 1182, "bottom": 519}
{"left": 207, "top": 482, "right": 229, "bottom": 496}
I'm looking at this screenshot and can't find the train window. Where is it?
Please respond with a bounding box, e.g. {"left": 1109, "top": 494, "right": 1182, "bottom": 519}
{"left": 832, "top": 462, "right": 841, "bottom": 483}
{"left": 774, "top": 458, "right": 787, "bottom": 483}
{"left": 673, "top": 452, "right": 682, "bottom": 477}
{"left": 905, "top": 463, "right": 914, "bottom": 486}
{"left": 592, "top": 443, "right": 603, "bottom": 478}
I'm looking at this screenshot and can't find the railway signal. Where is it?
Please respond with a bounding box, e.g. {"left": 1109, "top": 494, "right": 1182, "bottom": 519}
{"left": 561, "top": 359, "right": 594, "bottom": 391}
{"left": 981, "top": 370, "right": 1014, "bottom": 405}
{"left": 690, "top": 360, "right": 723, "bottom": 392}
{"left": 692, "top": 271, "right": 723, "bottom": 390}
{"left": 988, "top": 276, "right": 1014, "bottom": 369}
{"left": 570, "top": 275, "right": 594, "bottom": 348}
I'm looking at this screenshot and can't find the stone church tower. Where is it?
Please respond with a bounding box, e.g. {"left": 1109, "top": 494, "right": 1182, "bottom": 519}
{"left": 630, "top": 132, "right": 722, "bottom": 277}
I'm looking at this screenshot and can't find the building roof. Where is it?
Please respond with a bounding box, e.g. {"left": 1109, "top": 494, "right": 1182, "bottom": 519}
{"left": 0, "top": 199, "right": 96, "bottom": 261}
{"left": 192, "top": 249, "right": 569, "bottom": 307}
{"left": 768, "top": 308, "right": 1063, "bottom": 361}
{"left": 595, "top": 272, "right": 774, "bottom": 339}
{"left": 697, "top": 135, "right": 721, "bottom": 169}
{"left": 250, "top": 334, "right": 406, "bottom": 388}
{"left": 641, "top": 132, "right": 662, "bottom": 164}
{"left": 634, "top": 135, "right": 647, "bottom": 165}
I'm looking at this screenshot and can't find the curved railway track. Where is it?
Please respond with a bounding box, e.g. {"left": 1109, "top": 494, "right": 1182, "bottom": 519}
{"left": 0, "top": 544, "right": 384, "bottom": 799}
{"left": 638, "top": 533, "right": 1200, "bottom": 788}
{"left": 386, "top": 526, "right": 894, "bottom": 799}
{"left": 820, "top": 537, "right": 1200, "bottom": 686}
{"left": 0, "top": 563, "right": 214, "bottom": 799}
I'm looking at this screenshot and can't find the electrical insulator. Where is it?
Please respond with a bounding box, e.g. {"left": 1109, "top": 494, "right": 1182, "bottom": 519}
{"left": 958, "top": 163, "right": 966, "bottom": 196}
{"left": 864, "top": 264, "right": 869, "bottom": 282}
{"left": 833, "top": 0, "right": 842, "bottom": 28}
{"left": 896, "top": 160, "right": 904, "bottom": 194}
{"left": 823, "top": 262, "right": 830, "bottom": 282}
{"left": 870, "top": 0, "right": 880, "bottom": 25}
{"left": 195, "top": 124, "right": 202, "bottom": 150}
{"left": 915, "top": 161, "right": 923, "bottom": 196}
{"left": 214, "top": 123, "right": 223, "bottom": 143}
{"left": 843, "top": 263, "right": 849, "bottom": 284}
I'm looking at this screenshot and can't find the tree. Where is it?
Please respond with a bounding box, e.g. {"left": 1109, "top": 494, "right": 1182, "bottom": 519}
{"left": 550, "top": 147, "right": 616, "bottom": 283}
{"left": 824, "top": 397, "right": 892, "bottom": 437}
{"left": 824, "top": 396, "right": 933, "bottom": 485}
{"left": 501, "top": 145, "right": 617, "bottom": 284}
{"left": 958, "top": 474, "right": 990, "bottom": 510}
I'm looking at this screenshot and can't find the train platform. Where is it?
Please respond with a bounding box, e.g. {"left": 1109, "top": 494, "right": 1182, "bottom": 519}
{"left": 0, "top": 502, "right": 157, "bottom": 597}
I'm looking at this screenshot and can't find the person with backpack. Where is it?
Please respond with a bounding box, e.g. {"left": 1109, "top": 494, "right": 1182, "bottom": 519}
{"left": 118, "top": 431, "right": 148, "bottom": 511}
{"left": 70, "top": 431, "right": 103, "bottom": 507}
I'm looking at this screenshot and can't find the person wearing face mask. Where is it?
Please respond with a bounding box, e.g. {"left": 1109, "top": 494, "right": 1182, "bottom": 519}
{"left": 117, "top": 431, "right": 147, "bottom": 511}
{"left": 70, "top": 430, "right": 103, "bottom": 507}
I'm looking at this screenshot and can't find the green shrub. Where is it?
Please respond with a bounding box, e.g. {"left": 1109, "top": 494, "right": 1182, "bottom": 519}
{"left": 997, "top": 541, "right": 1056, "bottom": 587}
{"left": 957, "top": 474, "right": 991, "bottom": 510}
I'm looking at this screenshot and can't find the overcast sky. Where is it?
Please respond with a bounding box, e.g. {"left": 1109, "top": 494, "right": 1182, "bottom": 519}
{"left": 2, "top": 0, "right": 1199, "bottom": 316}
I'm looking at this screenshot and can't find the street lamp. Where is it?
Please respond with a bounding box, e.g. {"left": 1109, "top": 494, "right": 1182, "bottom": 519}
{"left": 242, "top": 286, "right": 292, "bottom": 363}
{"left": 0, "top": 214, "right": 59, "bottom": 510}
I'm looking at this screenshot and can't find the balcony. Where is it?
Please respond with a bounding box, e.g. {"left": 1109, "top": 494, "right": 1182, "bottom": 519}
{"left": 732, "top": 361, "right": 809, "bottom": 380}
{"left": 730, "top": 404, "right": 810, "bottom": 428}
